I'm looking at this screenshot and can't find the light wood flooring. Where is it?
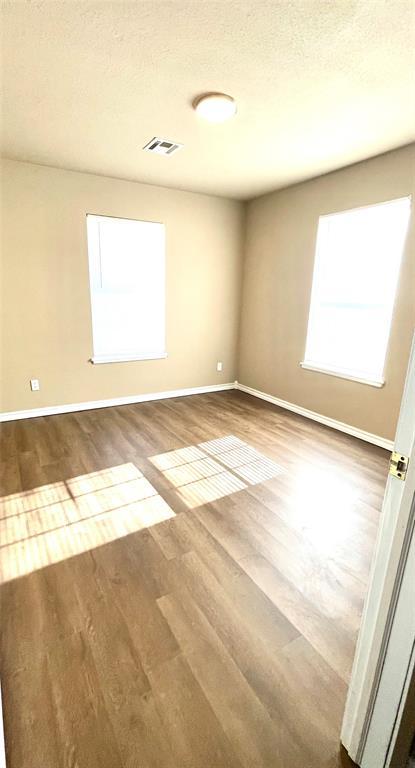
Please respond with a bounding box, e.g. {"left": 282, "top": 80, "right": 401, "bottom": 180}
{"left": 0, "top": 391, "right": 390, "bottom": 767}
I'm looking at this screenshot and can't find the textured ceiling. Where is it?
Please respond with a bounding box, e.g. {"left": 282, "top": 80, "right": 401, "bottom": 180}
{"left": 1, "top": 0, "right": 414, "bottom": 199}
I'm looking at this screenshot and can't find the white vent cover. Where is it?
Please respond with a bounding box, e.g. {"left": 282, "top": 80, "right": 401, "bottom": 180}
{"left": 143, "top": 137, "right": 183, "bottom": 156}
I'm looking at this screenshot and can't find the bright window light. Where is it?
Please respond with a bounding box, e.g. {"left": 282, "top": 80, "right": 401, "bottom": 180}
{"left": 302, "top": 197, "right": 411, "bottom": 386}
{"left": 86, "top": 214, "right": 166, "bottom": 364}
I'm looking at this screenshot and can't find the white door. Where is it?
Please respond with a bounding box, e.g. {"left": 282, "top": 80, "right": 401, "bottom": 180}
{"left": 341, "top": 333, "right": 415, "bottom": 767}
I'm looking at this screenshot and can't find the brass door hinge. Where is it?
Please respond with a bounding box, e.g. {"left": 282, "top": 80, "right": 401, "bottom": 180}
{"left": 389, "top": 451, "right": 409, "bottom": 481}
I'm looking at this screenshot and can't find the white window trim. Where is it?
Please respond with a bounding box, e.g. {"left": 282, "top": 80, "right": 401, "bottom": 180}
{"left": 91, "top": 352, "right": 168, "bottom": 364}
{"left": 86, "top": 213, "right": 166, "bottom": 365}
{"left": 302, "top": 196, "right": 411, "bottom": 389}
{"left": 300, "top": 361, "right": 385, "bottom": 388}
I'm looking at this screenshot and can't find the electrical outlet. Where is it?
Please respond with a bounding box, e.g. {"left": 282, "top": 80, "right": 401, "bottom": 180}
{"left": 30, "top": 379, "right": 40, "bottom": 391}
{"left": 216, "top": 361, "right": 223, "bottom": 372}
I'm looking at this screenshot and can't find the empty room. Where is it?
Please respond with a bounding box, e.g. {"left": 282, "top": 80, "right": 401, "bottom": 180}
{"left": 1, "top": 2, "right": 415, "bottom": 767}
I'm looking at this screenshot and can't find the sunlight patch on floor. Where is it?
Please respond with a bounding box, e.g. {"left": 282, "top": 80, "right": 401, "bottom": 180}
{"left": 150, "top": 435, "right": 285, "bottom": 509}
{"left": 284, "top": 464, "right": 359, "bottom": 554}
{"left": 272, "top": 463, "right": 362, "bottom": 557}
{"left": 177, "top": 471, "right": 247, "bottom": 509}
{"left": 0, "top": 463, "right": 174, "bottom": 584}
{"left": 163, "top": 457, "right": 224, "bottom": 487}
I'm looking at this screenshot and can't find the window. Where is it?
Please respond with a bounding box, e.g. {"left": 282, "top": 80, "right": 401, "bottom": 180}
{"left": 86, "top": 214, "right": 166, "bottom": 364}
{"left": 302, "top": 197, "right": 411, "bottom": 386}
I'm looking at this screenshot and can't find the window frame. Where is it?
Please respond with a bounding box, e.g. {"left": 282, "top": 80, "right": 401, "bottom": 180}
{"left": 301, "top": 197, "right": 411, "bottom": 388}
{"left": 299, "top": 360, "right": 385, "bottom": 388}
{"left": 86, "top": 213, "right": 167, "bottom": 365}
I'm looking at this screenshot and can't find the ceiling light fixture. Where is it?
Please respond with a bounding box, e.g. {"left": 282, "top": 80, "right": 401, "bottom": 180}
{"left": 193, "top": 93, "right": 237, "bottom": 123}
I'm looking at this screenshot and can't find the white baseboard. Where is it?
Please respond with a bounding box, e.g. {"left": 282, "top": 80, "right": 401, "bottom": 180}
{"left": 0, "top": 380, "right": 394, "bottom": 451}
{"left": 235, "top": 381, "right": 393, "bottom": 451}
{"left": 0, "top": 382, "right": 236, "bottom": 423}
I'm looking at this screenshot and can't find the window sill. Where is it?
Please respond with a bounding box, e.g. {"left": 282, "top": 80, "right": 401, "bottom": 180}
{"left": 91, "top": 353, "right": 168, "bottom": 364}
{"left": 299, "top": 362, "right": 385, "bottom": 388}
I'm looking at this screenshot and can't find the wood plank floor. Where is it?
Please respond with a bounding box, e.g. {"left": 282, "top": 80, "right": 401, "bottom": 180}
{"left": 0, "top": 391, "right": 389, "bottom": 767}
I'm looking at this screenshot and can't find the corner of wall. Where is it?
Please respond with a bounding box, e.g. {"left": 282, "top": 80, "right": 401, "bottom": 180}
{"left": 235, "top": 198, "right": 250, "bottom": 383}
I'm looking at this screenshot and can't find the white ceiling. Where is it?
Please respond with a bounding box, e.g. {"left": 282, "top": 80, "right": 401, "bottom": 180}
{"left": 1, "top": 0, "right": 414, "bottom": 200}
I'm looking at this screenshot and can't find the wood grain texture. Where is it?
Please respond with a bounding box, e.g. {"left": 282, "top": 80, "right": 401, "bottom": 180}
{"left": 0, "top": 390, "right": 388, "bottom": 767}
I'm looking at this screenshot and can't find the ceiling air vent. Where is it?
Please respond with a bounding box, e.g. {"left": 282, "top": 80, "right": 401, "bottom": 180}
{"left": 143, "top": 137, "right": 183, "bottom": 156}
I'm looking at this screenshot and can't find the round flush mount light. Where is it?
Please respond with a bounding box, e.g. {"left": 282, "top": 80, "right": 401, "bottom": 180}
{"left": 193, "top": 93, "right": 237, "bottom": 123}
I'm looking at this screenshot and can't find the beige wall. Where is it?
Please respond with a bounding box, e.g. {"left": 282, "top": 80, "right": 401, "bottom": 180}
{"left": 0, "top": 159, "right": 244, "bottom": 412}
{"left": 2, "top": 148, "right": 414, "bottom": 440}
{"left": 238, "top": 145, "right": 415, "bottom": 441}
